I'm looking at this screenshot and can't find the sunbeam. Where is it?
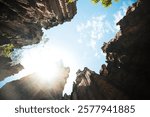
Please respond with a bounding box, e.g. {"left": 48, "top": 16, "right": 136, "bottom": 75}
{"left": 19, "top": 42, "right": 78, "bottom": 85}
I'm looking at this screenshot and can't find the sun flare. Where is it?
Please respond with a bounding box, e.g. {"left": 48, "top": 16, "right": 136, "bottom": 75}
{"left": 20, "top": 44, "right": 77, "bottom": 83}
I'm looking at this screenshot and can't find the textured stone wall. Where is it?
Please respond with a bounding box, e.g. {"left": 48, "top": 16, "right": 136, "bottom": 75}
{"left": 0, "top": 66, "right": 70, "bottom": 100}
{"left": 0, "top": 57, "right": 23, "bottom": 81}
{"left": 0, "top": 0, "right": 77, "bottom": 81}
{"left": 70, "top": 67, "right": 127, "bottom": 100}
{"left": 1, "top": 0, "right": 150, "bottom": 100}
{"left": 0, "top": 0, "right": 77, "bottom": 47}
{"left": 71, "top": 0, "right": 150, "bottom": 100}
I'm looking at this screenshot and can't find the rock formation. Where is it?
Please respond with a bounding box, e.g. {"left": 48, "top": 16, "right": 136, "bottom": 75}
{"left": 71, "top": 0, "right": 150, "bottom": 100}
{"left": 0, "top": 0, "right": 77, "bottom": 81}
{"left": 0, "top": 57, "right": 23, "bottom": 81}
{"left": 1, "top": 0, "right": 150, "bottom": 100}
{"left": 0, "top": 66, "right": 70, "bottom": 100}
{"left": 71, "top": 67, "right": 128, "bottom": 100}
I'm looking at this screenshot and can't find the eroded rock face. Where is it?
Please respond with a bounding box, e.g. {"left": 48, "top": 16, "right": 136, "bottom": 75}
{"left": 71, "top": 0, "right": 150, "bottom": 100}
{"left": 0, "top": 66, "right": 70, "bottom": 100}
{"left": 1, "top": 0, "right": 150, "bottom": 100}
{"left": 103, "top": 0, "right": 150, "bottom": 99}
{"left": 0, "top": 0, "right": 77, "bottom": 81}
{"left": 71, "top": 67, "right": 127, "bottom": 100}
{"left": 0, "top": 57, "right": 23, "bottom": 81}
{"left": 0, "top": 0, "right": 77, "bottom": 47}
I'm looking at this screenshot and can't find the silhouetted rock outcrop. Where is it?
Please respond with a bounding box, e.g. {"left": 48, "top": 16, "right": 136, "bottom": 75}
{"left": 0, "top": 0, "right": 77, "bottom": 47}
{"left": 0, "top": 57, "right": 23, "bottom": 81}
{"left": 62, "top": 93, "right": 71, "bottom": 100}
{"left": 71, "top": 67, "right": 127, "bottom": 100}
{"left": 0, "top": 66, "right": 70, "bottom": 100}
{"left": 0, "top": 0, "right": 77, "bottom": 81}
{"left": 71, "top": 0, "right": 150, "bottom": 100}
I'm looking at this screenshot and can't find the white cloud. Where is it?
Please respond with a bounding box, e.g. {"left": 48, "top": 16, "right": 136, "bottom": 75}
{"left": 76, "top": 15, "right": 115, "bottom": 52}
{"left": 90, "top": 39, "right": 97, "bottom": 49}
{"left": 100, "top": 51, "right": 106, "bottom": 57}
{"left": 114, "top": 11, "right": 123, "bottom": 25}
{"left": 113, "top": 0, "right": 134, "bottom": 30}
{"left": 77, "top": 38, "right": 83, "bottom": 44}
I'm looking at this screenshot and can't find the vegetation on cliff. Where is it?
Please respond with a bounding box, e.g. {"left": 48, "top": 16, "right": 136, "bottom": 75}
{"left": 68, "top": 0, "right": 119, "bottom": 7}
{"left": 0, "top": 44, "right": 14, "bottom": 57}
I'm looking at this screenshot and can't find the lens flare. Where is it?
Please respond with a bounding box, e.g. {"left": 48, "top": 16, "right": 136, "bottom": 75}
{"left": 20, "top": 45, "right": 77, "bottom": 83}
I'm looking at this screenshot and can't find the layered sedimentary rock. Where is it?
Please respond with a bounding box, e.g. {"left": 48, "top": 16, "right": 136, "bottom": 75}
{"left": 0, "top": 0, "right": 77, "bottom": 81}
{"left": 0, "top": 66, "right": 70, "bottom": 100}
{"left": 71, "top": 0, "right": 150, "bottom": 100}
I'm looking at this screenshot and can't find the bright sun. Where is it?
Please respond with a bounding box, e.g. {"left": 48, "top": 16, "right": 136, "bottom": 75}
{"left": 20, "top": 44, "right": 77, "bottom": 83}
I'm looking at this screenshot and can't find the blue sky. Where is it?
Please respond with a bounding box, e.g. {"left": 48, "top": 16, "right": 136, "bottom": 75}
{"left": 43, "top": 0, "right": 136, "bottom": 72}
{"left": 0, "top": 0, "right": 137, "bottom": 94}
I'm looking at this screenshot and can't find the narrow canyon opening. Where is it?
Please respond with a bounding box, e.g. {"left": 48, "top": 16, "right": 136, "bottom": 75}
{"left": 1, "top": 0, "right": 150, "bottom": 100}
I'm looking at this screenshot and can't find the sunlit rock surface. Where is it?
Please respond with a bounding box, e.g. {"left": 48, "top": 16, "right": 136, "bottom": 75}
{"left": 71, "top": 0, "right": 150, "bottom": 100}
{"left": 0, "top": 67, "right": 70, "bottom": 100}
{"left": 70, "top": 67, "right": 127, "bottom": 100}
{"left": 0, "top": 0, "right": 77, "bottom": 81}
{"left": 0, "top": 57, "right": 23, "bottom": 81}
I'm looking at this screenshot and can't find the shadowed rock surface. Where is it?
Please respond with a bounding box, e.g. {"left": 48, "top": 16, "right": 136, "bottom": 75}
{"left": 0, "top": 66, "right": 70, "bottom": 100}
{"left": 0, "top": 0, "right": 77, "bottom": 47}
{"left": 71, "top": 0, "right": 150, "bottom": 100}
{"left": 0, "top": 0, "right": 77, "bottom": 81}
{"left": 71, "top": 67, "right": 128, "bottom": 100}
{"left": 0, "top": 57, "right": 23, "bottom": 81}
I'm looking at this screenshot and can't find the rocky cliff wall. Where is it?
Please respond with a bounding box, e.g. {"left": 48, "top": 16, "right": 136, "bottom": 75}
{"left": 0, "top": 66, "right": 70, "bottom": 100}
{"left": 1, "top": 0, "right": 150, "bottom": 100}
{"left": 0, "top": 0, "right": 77, "bottom": 47}
{"left": 0, "top": 57, "right": 23, "bottom": 81}
{"left": 0, "top": 0, "right": 77, "bottom": 81}
{"left": 71, "top": 67, "right": 127, "bottom": 100}
{"left": 71, "top": 0, "right": 150, "bottom": 100}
